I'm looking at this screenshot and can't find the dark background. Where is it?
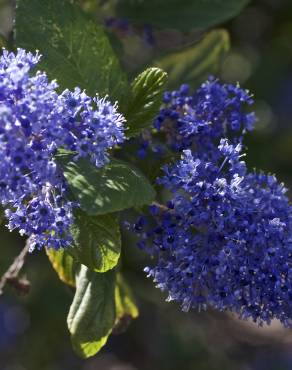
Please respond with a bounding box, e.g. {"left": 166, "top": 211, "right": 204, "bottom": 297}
{"left": 1, "top": 0, "right": 292, "bottom": 369}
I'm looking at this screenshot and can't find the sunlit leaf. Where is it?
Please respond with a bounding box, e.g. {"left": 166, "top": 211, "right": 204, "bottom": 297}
{"left": 46, "top": 248, "right": 77, "bottom": 288}
{"left": 70, "top": 211, "right": 121, "bottom": 273}
{"left": 125, "top": 67, "right": 168, "bottom": 137}
{"left": 15, "top": 0, "right": 127, "bottom": 100}
{"left": 67, "top": 266, "right": 116, "bottom": 358}
{"left": 58, "top": 155, "right": 156, "bottom": 215}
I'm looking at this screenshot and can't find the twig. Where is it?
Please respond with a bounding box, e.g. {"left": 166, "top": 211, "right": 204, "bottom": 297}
{"left": 0, "top": 238, "right": 31, "bottom": 296}
{"left": 151, "top": 201, "right": 170, "bottom": 212}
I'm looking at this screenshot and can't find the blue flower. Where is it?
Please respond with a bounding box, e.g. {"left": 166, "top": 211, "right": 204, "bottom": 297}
{"left": 134, "top": 140, "right": 292, "bottom": 326}
{"left": 0, "top": 48, "right": 125, "bottom": 251}
{"left": 154, "top": 77, "right": 256, "bottom": 154}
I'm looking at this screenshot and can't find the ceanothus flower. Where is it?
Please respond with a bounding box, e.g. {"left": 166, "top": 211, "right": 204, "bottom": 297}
{"left": 5, "top": 191, "right": 75, "bottom": 251}
{"left": 134, "top": 140, "right": 292, "bottom": 326}
{"left": 135, "top": 78, "right": 256, "bottom": 161}
{"left": 0, "top": 48, "right": 125, "bottom": 251}
{"left": 154, "top": 78, "right": 256, "bottom": 155}
{"left": 56, "top": 88, "right": 125, "bottom": 167}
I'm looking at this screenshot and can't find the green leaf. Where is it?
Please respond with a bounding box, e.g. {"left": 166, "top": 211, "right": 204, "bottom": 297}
{"left": 114, "top": 273, "right": 138, "bottom": 333}
{"left": 69, "top": 211, "right": 121, "bottom": 273}
{"left": 58, "top": 155, "right": 156, "bottom": 215}
{"left": 67, "top": 266, "right": 116, "bottom": 358}
{"left": 125, "top": 68, "right": 168, "bottom": 137}
{"left": 15, "top": 0, "right": 127, "bottom": 100}
{"left": 155, "top": 30, "right": 230, "bottom": 89}
{"left": 115, "top": 0, "right": 250, "bottom": 31}
{"left": 46, "top": 248, "right": 77, "bottom": 287}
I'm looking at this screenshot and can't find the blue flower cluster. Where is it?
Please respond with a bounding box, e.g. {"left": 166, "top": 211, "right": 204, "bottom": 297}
{"left": 134, "top": 79, "right": 292, "bottom": 326}
{"left": 154, "top": 78, "right": 256, "bottom": 154}
{"left": 0, "top": 49, "right": 125, "bottom": 251}
{"left": 136, "top": 77, "right": 256, "bottom": 160}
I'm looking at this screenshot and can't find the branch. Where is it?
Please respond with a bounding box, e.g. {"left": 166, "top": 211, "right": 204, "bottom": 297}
{"left": 0, "top": 238, "right": 31, "bottom": 296}
{"left": 151, "top": 201, "right": 172, "bottom": 212}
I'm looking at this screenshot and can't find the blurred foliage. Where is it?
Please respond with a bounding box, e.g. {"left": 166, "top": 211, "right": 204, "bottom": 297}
{"left": 2, "top": 0, "right": 292, "bottom": 369}
{"left": 154, "top": 29, "right": 230, "bottom": 89}
{"left": 114, "top": 0, "right": 250, "bottom": 31}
